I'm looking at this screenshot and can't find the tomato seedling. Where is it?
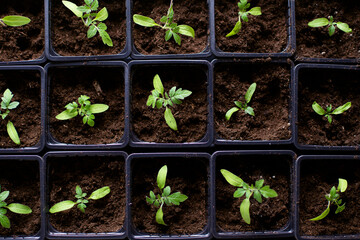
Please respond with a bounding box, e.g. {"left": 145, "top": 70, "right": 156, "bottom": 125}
{"left": 0, "top": 89, "right": 20, "bottom": 145}
{"left": 308, "top": 16, "right": 352, "bottom": 37}
{"left": 225, "top": 83, "right": 256, "bottom": 121}
{"left": 312, "top": 101, "right": 351, "bottom": 124}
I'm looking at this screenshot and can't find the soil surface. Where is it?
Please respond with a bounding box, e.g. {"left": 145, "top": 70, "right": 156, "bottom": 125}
{"left": 0, "top": 0, "right": 44, "bottom": 62}
{"left": 214, "top": 62, "right": 291, "bottom": 141}
{"left": 48, "top": 155, "right": 126, "bottom": 233}
{"left": 215, "top": 155, "right": 291, "bottom": 232}
{"left": 299, "top": 159, "right": 360, "bottom": 236}
{"left": 215, "top": 0, "right": 288, "bottom": 53}
{"left": 0, "top": 160, "right": 40, "bottom": 236}
{"left": 297, "top": 68, "right": 360, "bottom": 146}
{"left": 0, "top": 71, "right": 41, "bottom": 148}
{"left": 131, "top": 157, "right": 208, "bottom": 234}
{"left": 296, "top": 0, "right": 360, "bottom": 59}
{"left": 133, "top": 0, "right": 208, "bottom": 55}
{"left": 131, "top": 65, "right": 208, "bottom": 143}
{"left": 49, "top": 66, "right": 124, "bottom": 145}
{"left": 51, "top": 0, "right": 126, "bottom": 56}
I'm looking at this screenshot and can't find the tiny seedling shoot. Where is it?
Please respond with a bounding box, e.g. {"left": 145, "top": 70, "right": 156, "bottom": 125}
{"left": 310, "top": 178, "right": 347, "bottom": 221}
{"left": 146, "top": 74, "right": 192, "bottom": 131}
{"left": 308, "top": 16, "right": 352, "bottom": 37}
{"left": 0, "top": 15, "right": 31, "bottom": 27}
{"left": 56, "top": 95, "right": 109, "bottom": 127}
{"left": 0, "top": 184, "right": 32, "bottom": 229}
{"left": 49, "top": 185, "right": 110, "bottom": 213}
{"left": 146, "top": 165, "right": 188, "bottom": 226}
{"left": 220, "top": 169, "right": 278, "bottom": 224}
{"left": 133, "top": 0, "right": 195, "bottom": 45}
{"left": 312, "top": 101, "right": 351, "bottom": 124}
{"left": 0, "top": 89, "right": 21, "bottom": 145}
{"left": 62, "top": 0, "right": 113, "bottom": 46}
{"left": 226, "top": 0, "right": 262, "bottom": 37}
{"left": 225, "top": 83, "right": 256, "bottom": 121}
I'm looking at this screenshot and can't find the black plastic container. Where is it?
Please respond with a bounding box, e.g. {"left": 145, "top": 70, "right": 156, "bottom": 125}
{"left": 126, "top": 152, "right": 212, "bottom": 240}
{"left": 45, "top": 61, "right": 129, "bottom": 149}
{"left": 211, "top": 150, "right": 295, "bottom": 239}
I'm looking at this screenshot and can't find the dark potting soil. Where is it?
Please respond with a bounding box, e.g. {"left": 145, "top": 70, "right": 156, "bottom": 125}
{"left": 0, "top": 71, "right": 41, "bottom": 148}
{"left": 131, "top": 65, "right": 208, "bottom": 143}
{"left": 296, "top": 0, "right": 360, "bottom": 59}
{"left": 51, "top": 0, "right": 126, "bottom": 56}
{"left": 299, "top": 159, "right": 360, "bottom": 236}
{"left": 215, "top": 155, "right": 291, "bottom": 232}
{"left": 298, "top": 68, "right": 360, "bottom": 146}
{"left": 215, "top": 0, "right": 288, "bottom": 53}
{"left": 131, "top": 157, "right": 208, "bottom": 234}
{"left": 133, "top": 0, "right": 208, "bottom": 55}
{"left": 214, "top": 62, "right": 291, "bottom": 141}
{"left": 49, "top": 66, "right": 124, "bottom": 145}
{"left": 0, "top": 0, "right": 44, "bottom": 62}
{"left": 48, "top": 155, "right": 126, "bottom": 233}
{"left": 0, "top": 160, "right": 40, "bottom": 236}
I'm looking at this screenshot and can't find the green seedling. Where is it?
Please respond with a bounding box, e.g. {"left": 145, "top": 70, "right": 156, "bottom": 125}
{"left": 0, "top": 184, "right": 32, "bottom": 229}
{"left": 62, "top": 0, "right": 113, "bottom": 46}
{"left": 56, "top": 95, "right": 109, "bottom": 127}
{"left": 49, "top": 185, "right": 110, "bottom": 213}
{"left": 308, "top": 16, "right": 352, "bottom": 37}
{"left": 310, "top": 178, "right": 347, "bottom": 221}
{"left": 146, "top": 74, "right": 192, "bottom": 131}
{"left": 226, "top": 0, "right": 262, "bottom": 37}
{"left": 0, "top": 15, "right": 31, "bottom": 27}
{"left": 146, "top": 165, "right": 188, "bottom": 226}
{"left": 312, "top": 101, "right": 351, "bottom": 124}
{"left": 220, "top": 169, "right": 278, "bottom": 224}
{"left": 133, "top": 0, "right": 195, "bottom": 45}
{"left": 225, "top": 83, "right": 256, "bottom": 121}
{"left": 0, "top": 89, "right": 20, "bottom": 145}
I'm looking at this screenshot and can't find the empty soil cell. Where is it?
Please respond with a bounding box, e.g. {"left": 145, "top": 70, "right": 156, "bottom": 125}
{"left": 48, "top": 66, "right": 125, "bottom": 145}
{"left": 296, "top": 0, "right": 360, "bottom": 59}
{"left": 50, "top": 0, "right": 126, "bottom": 56}
{"left": 215, "top": 154, "right": 291, "bottom": 232}
{"left": 214, "top": 62, "right": 291, "bottom": 141}
{"left": 48, "top": 154, "right": 126, "bottom": 233}
{"left": 0, "top": 159, "right": 41, "bottom": 236}
{"left": 131, "top": 64, "right": 208, "bottom": 143}
{"left": 215, "top": 0, "right": 288, "bottom": 53}
{"left": 130, "top": 156, "right": 208, "bottom": 234}
{"left": 0, "top": 70, "right": 41, "bottom": 148}
{"left": 133, "top": 0, "right": 208, "bottom": 55}
{"left": 0, "top": 0, "right": 44, "bottom": 62}
{"left": 297, "top": 67, "right": 360, "bottom": 146}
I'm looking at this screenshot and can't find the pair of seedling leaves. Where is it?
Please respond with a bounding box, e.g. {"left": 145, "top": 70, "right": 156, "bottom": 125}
{"left": 225, "top": 83, "right": 256, "bottom": 121}
{"left": 312, "top": 101, "right": 351, "bottom": 124}
{"left": 308, "top": 16, "right": 352, "bottom": 37}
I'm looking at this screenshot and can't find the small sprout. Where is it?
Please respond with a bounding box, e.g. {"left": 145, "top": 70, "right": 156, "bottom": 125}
{"left": 220, "top": 169, "right": 278, "bottom": 224}
{"left": 146, "top": 74, "right": 192, "bottom": 131}
{"left": 56, "top": 95, "right": 109, "bottom": 127}
{"left": 49, "top": 185, "right": 110, "bottom": 213}
{"left": 312, "top": 101, "right": 351, "bottom": 124}
{"left": 146, "top": 165, "right": 188, "bottom": 225}
{"left": 225, "top": 83, "right": 256, "bottom": 121}
{"left": 133, "top": 0, "right": 195, "bottom": 45}
{"left": 0, "top": 15, "right": 31, "bottom": 27}
{"left": 226, "top": 0, "right": 262, "bottom": 37}
{"left": 310, "top": 178, "right": 347, "bottom": 221}
{"left": 62, "top": 0, "right": 113, "bottom": 46}
{"left": 0, "top": 185, "right": 32, "bottom": 229}
{"left": 308, "top": 16, "right": 352, "bottom": 37}
{"left": 0, "top": 89, "right": 20, "bottom": 145}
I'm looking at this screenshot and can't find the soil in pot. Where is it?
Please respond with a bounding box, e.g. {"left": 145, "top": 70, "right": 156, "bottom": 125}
{"left": 48, "top": 66, "right": 125, "bottom": 145}
{"left": 133, "top": 0, "right": 208, "bottom": 55}
{"left": 0, "top": 70, "right": 41, "bottom": 148}
{"left": 131, "top": 157, "right": 208, "bottom": 234}
{"left": 214, "top": 62, "right": 291, "bottom": 141}
{"left": 298, "top": 68, "right": 360, "bottom": 146}
{"left": 215, "top": 154, "right": 291, "bottom": 231}
{"left": 296, "top": 0, "right": 360, "bottom": 59}
{"left": 131, "top": 65, "right": 208, "bottom": 143}
{"left": 48, "top": 155, "right": 126, "bottom": 233}
{"left": 215, "top": 0, "right": 288, "bottom": 53}
{"left": 0, "top": 0, "right": 44, "bottom": 62}
{"left": 51, "top": 0, "right": 126, "bottom": 56}
{"left": 0, "top": 160, "right": 40, "bottom": 236}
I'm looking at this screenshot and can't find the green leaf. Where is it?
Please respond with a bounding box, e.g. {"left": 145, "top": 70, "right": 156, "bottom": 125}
{"left": 308, "top": 18, "right": 329, "bottom": 28}
{"left": 0, "top": 208, "right": 6, "bottom": 214}
{"left": 241, "top": 14, "right": 248, "bottom": 22}
{"left": 62, "top": 1, "right": 83, "bottom": 18}
{"left": 240, "top": 198, "right": 251, "bottom": 224}
{"left": 167, "top": 192, "right": 188, "bottom": 205}
{"left": 336, "top": 22, "right": 352, "bottom": 33}
{"left": 56, "top": 109, "right": 78, "bottom": 120}
{"left": 150, "top": 191, "right": 156, "bottom": 200}
{"left": 157, "top": 165, "right": 167, "bottom": 190}
{"left": 173, "top": 32, "right": 181, "bottom": 45}
{"left": 254, "top": 190, "right": 262, "bottom": 203}
{"left": 7, "top": 121, "right": 20, "bottom": 145}
{"left": 225, "top": 107, "right": 239, "bottom": 121}
{"left": 164, "top": 107, "right": 177, "bottom": 131}
{"left": 7, "top": 101, "right": 19, "bottom": 110}
{"left": 0, "top": 214, "right": 10, "bottom": 228}
{"left": 312, "top": 102, "right": 326, "bottom": 115}
{"left": 1, "top": 15, "right": 31, "bottom": 27}
{"left": 248, "top": 7, "right": 262, "bottom": 16}
{"left": 245, "top": 106, "right": 254, "bottom": 116}
{"left": 0, "top": 191, "right": 9, "bottom": 202}
{"left": 146, "top": 196, "right": 154, "bottom": 204}
{"left": 310, "top": 206, "right": 330, "bottom": 221}
{"left": 94, "top": 7, "right": 108, "bottom": 21}
{"left": 147, "top": 95, "right": 155, "bottom": 107}
{"left": 91, "top": 0, "right": 99, "bottom": 10}
{"left": 226, "top": 20, "right": 241, "bottom": 37}
{"left": 156, "top": 206, "right": 166, "bottom": 225}
{"left": 6, "top": 203, "right": 32, "bottom": 214}
{"left": 165, "top": 30, "right": 173, "bottom": 41}
{"left": 327, "top": 115, "right": 333, "bottom": 124}
{"left": 338, "top": 178, "right": 348, "bottom": 192}
{"left": 178, "top": 25, "right": 195, "bottom": 38}
{"left": 160, "top": 16, "right": 167, "bottom": 23}
{"left": 220, "top": 169, "right": 244, "bottom": 187}
{"left": 77, "top": 6, "right": 91, "bottom": 13}
{"left": 75, "top": 185, "right": 82, "bottom": 196}
{"left": 98, "top": 29, "right": 113, "bottom": 47}
{"left": 255, "top": 179, "right": 264, "bottom": 189}
{"left": 245, "top": 83, "right": 256, "bottom": 103}
{"left": 234, "top": 101, "right": 244, "bottom": 109}
{"left": 332, "top": 102, "right": 351, "bottom": 115}
{"left": 87, "top": 25, "right": 97, "bottom": 38}
{"left": 89, "top": 104, "right": 109, "bottom": 114}
{"left": 174, "top": 89, "right": 192, "bottom": 100}
{"left": 163, "top": 186, "right": 171, "bottom": 197}
{"left": 133, "top": 14, "right": 159, "bottom": 27}
{"left": 329, "top": 24, "right": 335, "bottom": 36}
{"left": 260, "top": 185, "right": 278, "bottom": 198}
{"left": 233, "top": 188, "right": 246, "bottom": 198}
{"left": 88, "top": 186, "right": 110, "bottom": 200}
{"left": 335, "top": 204, "right": 345, "bottom": 214}
{"left": 153, "top": 74, "right": 164, "bottom": 95}
{"left": 49, "top": 200, "right": 76, "bottom": 213}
